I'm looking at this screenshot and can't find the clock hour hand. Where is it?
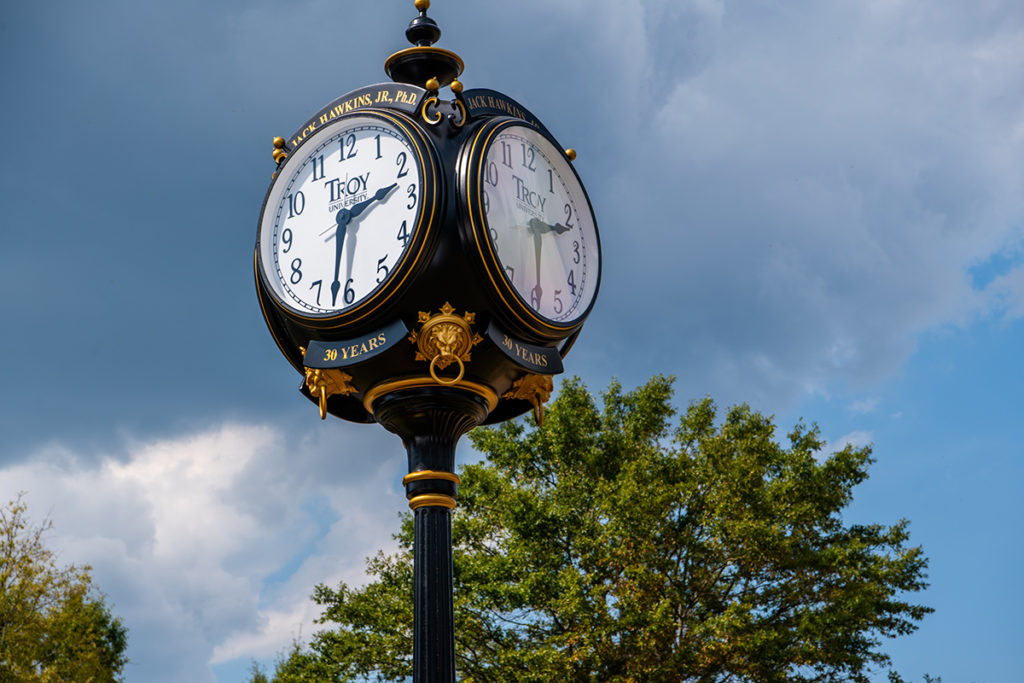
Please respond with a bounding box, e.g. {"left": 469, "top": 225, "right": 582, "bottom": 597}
{"left": 527, "top": 217, "right": 571, "bottom": 236}
{"left": 330, "top": 208, "right": 352, "bottom": 306}
{"left": 349, "top": 183, "right": 398, "bottom": 221}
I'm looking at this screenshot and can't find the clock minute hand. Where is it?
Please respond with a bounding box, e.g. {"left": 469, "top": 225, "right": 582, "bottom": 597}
{"left": 330, "top": 208, "right": 352, "bottom": 306}
{"left": 529, "top": 222, "right": 544, "bottom": 309}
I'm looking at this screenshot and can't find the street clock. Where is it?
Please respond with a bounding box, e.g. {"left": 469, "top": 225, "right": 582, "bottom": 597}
{"left": 253, "top": 5, "right": 601, "bottom": 678}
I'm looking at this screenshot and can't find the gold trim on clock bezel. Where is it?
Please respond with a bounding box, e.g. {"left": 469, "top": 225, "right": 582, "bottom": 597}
{"left": 256, "top": 109, "right": 441, "bottom": 330}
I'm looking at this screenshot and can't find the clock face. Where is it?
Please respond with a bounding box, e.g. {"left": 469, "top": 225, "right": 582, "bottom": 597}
{"left": 257, "top": 112, "right": 434, "bottom": 321}
{"left": 469, "top": 122, "right": 600, "bottom": 332}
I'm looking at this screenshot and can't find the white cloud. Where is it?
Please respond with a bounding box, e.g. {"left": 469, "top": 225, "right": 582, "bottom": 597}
{"left": 0, "top": 421, "right": 408, "bottom": 682}
{"left": 569, "top": 0, "right": 1024, "bottom": 409}
{"left": 834, "top": 430, "right": 875, "bottom": 452}
{"left": 847, "top": 398, "right": 880, "bottom": 415}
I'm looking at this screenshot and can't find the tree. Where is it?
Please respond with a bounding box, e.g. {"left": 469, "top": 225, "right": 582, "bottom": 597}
{"left": 260, "top": 376, "right": 931, "bottom": 682}
{"left": 0, "top": 494, "right": 129, "bottom": 681}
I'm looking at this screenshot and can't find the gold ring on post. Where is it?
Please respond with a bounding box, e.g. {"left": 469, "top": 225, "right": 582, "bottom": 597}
{"left": 429, "top": 353, "right": 464, "bottom": 385}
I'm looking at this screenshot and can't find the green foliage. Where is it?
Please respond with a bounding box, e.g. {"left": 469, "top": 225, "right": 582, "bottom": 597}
{"left": 0, "top": 494, "right": 129, "bottom": 681}
{"left": 259, "top": 377, "right": 931, "bottom": 682}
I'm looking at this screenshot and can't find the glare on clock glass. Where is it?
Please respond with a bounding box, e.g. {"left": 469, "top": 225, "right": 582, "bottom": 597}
{"left": 481, "top": 125, "right": 596, "bottom": 323}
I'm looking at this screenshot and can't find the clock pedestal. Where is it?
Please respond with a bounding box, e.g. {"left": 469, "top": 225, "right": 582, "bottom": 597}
{"left": 373, "top": 386, "right": 490, "bottom": 683}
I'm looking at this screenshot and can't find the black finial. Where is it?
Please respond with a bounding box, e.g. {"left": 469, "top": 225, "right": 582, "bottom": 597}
{"left": 385, "top": 0, "right": 464, "bottom": 88}
{"left": 406, "top": 2, "right": 441, "bottom": 47}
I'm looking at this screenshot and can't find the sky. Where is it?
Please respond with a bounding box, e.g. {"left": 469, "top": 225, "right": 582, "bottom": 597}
{"left": 2, "top": 0, "right": 1022, "bottom": 680}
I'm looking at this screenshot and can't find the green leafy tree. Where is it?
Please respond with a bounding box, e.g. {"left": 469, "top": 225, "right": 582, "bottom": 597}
{"left": 0, "top": 494, "right": 129, "bottom": 681}
{"left": 261, "top": 376, "right": 931, "bottom": 682}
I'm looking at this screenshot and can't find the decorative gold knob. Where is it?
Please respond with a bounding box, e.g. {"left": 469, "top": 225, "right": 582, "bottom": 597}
{"left": 565, "top": 148, "right": 577, "bottom": 161}
{"left": 450, "top": 79, "right": 463, "bottom": 94}
{"left": 415, "top": 0, "right": 430, "bottom": 10}
{"left": 272, "top": 137, "right": 288, "bottom": 164}
{"left": 425, "top": 77, "right": 440, "bottom": 92}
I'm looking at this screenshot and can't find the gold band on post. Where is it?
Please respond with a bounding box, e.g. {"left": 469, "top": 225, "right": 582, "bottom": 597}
{"left": 409, "top": 494, "right": 457, "bottom": 510}
{"left": 403, "top": 471, "right": 461, "bottom": 486}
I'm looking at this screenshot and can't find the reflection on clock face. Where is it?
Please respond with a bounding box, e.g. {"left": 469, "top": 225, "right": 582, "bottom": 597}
{"left": 259, "top": 115, "right": 423, "bottom": 316}
{"left": 481, "top": 125, "right": 598, "bottom": 324}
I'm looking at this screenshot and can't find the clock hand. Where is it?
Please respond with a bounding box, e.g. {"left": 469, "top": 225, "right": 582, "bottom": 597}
{"left": 530, "top": 227, "right": 543, "bottom": 310}
{"left": 527, "top": 217, "right": 571, "bottom": 236}
{"left": 318, "top": 183, "right": 400, "bottom": 241}
{"left": 349, "top": 183, "right": 398, "bottom": 221}
{"left": 326, "top": 184, "right": 398, "bottom": 306}
{"left": 330, "top": 208, "right": 352, "bottom": 306}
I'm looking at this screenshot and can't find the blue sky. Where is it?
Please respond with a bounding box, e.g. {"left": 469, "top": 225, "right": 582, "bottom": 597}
{"left": 2, "top": 1, "right": 1022, "bottom": 681}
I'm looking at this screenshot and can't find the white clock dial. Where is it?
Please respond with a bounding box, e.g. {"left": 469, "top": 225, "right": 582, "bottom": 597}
{"left": 259, "top": 114, "right": 425, "bottom": 317}
{"left": 479, "top": 124, "right": 598, "bottom": 325}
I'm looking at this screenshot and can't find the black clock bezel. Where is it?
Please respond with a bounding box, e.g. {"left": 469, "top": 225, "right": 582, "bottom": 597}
{"left": 457, "top": 116, "right": 601, "bottom": 342}
{"left": 256, "top": 108, "right": 442, "bottom": 330}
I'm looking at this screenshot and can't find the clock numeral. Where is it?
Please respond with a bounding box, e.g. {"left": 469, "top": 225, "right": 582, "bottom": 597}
{"left": 344, "top": 278, "right": 355, "bottom": 305}
{"left": 290, "top": 258, "right": 303, "bottom": 285}
{"left": 500, "top": 141, "right": 512, "bottom": 169}
{"left": 547, "top": 169, "right": 554, "bottom": 194}
{"left": 485, "top": 161, "right": 499, "bottom": 187}
{"left": 396, "top": 151, "right": 409, "bottom": 178}
{"left": 281, "top": 228, "right": 293, "bottom": 254}
{"left": 489, "top": 226, "right": 499, "bottom": 248}
{"left": 397, "top": 220, "right": 410, "bottom": 247}
{"left": 563, "top": 203, "right": 575, "bottom": 229}
{"left": 340, "top": 134, "right": 357, "bottom": 161}
{"left": 566, "top": 270, "right": 577, "bottom": 296}
{"left": 376, "top": 255, "right": 390, "bottom": 284}
{"left": 521, "top": 144, "right": 536, "bottom": 172}
{"left": 375, "top": 134, "right": 383, "bottom": 160}
{"left": 572, "top": 240, "right": 580, "bottom": 264}
{"left": 287, "top": 191, "right": 305, "bottom": 218}
{"left": 483, "top": 190, "right": 491, "bottom": 214}
{"left": 406, "top": 183, "right": 417, "bottom": 210}
{"left": 554, "top": 289, "right": 564, "bottom": 314}
{"left": 505, "top": 265, "right": 515, "bottom": 282}
{"left": 311, "top": 154, "right": 325, "bottom": 181}
{"left": 310, "top": 279, "right": 322, "bottom": 305}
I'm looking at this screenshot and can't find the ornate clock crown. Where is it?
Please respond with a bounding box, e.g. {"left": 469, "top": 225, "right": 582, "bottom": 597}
{"left": 385, "top": 0, "right": 464, "bottom": 89}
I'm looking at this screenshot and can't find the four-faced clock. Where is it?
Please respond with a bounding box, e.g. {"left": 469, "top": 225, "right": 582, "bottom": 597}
{"left": 257, "top": 110, "right": 439, "bottom": 326}
{"left": 459, "top": 118, "right": 600, "bottom": 340}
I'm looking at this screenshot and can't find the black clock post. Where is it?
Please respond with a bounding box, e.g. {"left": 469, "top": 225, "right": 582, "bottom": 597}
{"left": 254, "top": 2, "right": 600, "bottom": 680}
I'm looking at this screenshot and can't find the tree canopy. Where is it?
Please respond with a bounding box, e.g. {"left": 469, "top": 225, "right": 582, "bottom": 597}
{"left": 257, "top": 376, "right": 931, "bottom": 682}
{"left": 0, "top": 494, "right": 128, "bottom": 682}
